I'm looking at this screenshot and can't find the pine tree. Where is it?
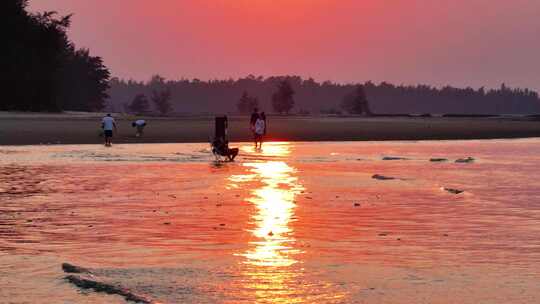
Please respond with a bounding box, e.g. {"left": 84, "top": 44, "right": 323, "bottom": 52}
{"left": 129, "top": 94, "right": 149, "bottom": 114}
{"left": 4, "top": 0, "right": 110, "bottom": 112}
{"left": 271, "top": 80, "right": 295, "bottom": 114}
{"left": 151, "top": 88, "right": 172, "bottom": 115}
{"left": 341, "top": 85, "right": 372, "bottom": 115}
{"left": 237, "top": 91, "right": 259, "bottom": 114}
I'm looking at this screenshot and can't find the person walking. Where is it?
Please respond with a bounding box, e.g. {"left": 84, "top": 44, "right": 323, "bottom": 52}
{"left": 250, "top": 108, "right": 259, "bottom": 131}
{"left": 250, "top": 108, "right": 260, "bottom": 148}
{"left": 101, "top": 113, "right": 117, "bottom": 147}
{"left": 254, "top": 115, "right": 265, "bottom": 150}
{"left": 260, "top": 112, "right": 267, "bottom": 135}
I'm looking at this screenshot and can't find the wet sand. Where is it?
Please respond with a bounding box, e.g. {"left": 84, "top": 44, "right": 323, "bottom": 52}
{"left": 1, "top": 112, "right": 540, "bottom": 145}
{"left": 1, "top": 140, "right": 540, "bottom": 303}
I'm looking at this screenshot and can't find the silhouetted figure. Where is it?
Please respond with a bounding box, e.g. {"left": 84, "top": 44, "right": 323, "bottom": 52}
{"left": 260, "top": 112, "right": 267, "bottom": 135}
{"left": 212, "top": 137, "right": 239, "bottom": 161}
{"left": 212, "top": 116, "right": 238, "bottom": 161}
{"left": 250, "top": 108, "right": 260, "bottom": 130}
{"left": 254, "top": 116, "right": 265, "bottom": 149}
{"left": 131, "top": 119, "right": 147, "bottom": 137}
{"left": 250, "top": 108, "right": 260, "bottom": 147}
{"left": 215, "top": 116, "right": 228, "bottom": 140}
{"left": 101, "top": 114, "right": 117, "bottom": 147}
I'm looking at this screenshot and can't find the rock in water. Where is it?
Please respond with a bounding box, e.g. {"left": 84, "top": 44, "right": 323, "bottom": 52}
{"left": 372, "top": 174, "right": 395, "bottom": 180}
{"left": 62, "top": 263, "right": 91, "bottom": 274}
{"left": 430, "top": 158, "right": 448, "bottom": 162}
{"left": 455, "top": 157, "right": 475, "bottom": 163}
{"left": 65, "top": 275, "right": 153, "bottom": 304}
{"left": 444, "top": 188, "right": 464, "bottom": 194}
{"left": 382, "top": 156, "right": 407, "bottom": 161}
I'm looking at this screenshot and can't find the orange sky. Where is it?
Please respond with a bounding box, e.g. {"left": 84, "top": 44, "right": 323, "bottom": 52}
{"left": 31, "top": 0, "right": 540, "bottom": 90}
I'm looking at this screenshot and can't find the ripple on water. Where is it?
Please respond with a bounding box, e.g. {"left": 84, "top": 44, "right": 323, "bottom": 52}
{"left": 1, "top": 140, "right": 540, "bottom": 303}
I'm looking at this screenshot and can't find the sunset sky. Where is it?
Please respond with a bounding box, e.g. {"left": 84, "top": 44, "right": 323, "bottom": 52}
{"left": 31, "top": 0, "right": 540, "bottom": 90}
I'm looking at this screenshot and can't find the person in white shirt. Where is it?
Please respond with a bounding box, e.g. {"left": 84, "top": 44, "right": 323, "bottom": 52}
{"left": 132, "top": 119, "right": 147, "bottom": 137}
{"left": 101, "top": 114, "right": 117, "bottom": 147}
{"left": 254, "top": 117, "right": 265, "bottom": 149}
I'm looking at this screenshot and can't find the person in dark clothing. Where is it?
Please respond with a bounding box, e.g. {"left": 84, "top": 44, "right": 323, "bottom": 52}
{"left": 253, "top": 116, "right": 265, "bottom": 149}
{"left": 250, "top": 108, "right": 260, "bottom": 148}
{"left": 212, "top": 137, "right": 239, "bottom": 161}
{"left": 260, "top": 112, "right": 267, "bottom": 135}
{"left": 250, "top": 108, "right": 259, "bottom": 131}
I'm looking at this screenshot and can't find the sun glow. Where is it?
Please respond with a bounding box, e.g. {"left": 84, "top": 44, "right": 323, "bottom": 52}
{"left": 242, "top": 161, "right": 303, "bottom": 267}
{"left": 226, "top": 142, "right": 346, "bottom": 303}
{"left": 233, "top": 142, "right": 304, "bottom": 267}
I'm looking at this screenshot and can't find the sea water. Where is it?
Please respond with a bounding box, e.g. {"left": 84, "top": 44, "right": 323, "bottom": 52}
{"left": 1, "top": 140, "right": 539, "bottom": 303}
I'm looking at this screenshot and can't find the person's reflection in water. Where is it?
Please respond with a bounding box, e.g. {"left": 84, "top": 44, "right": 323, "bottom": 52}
{"left": 227, "top": 142, "right": 346, "bottom": 303}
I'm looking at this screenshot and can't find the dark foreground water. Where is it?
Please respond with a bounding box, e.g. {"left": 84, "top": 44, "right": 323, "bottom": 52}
{"left": 1, "top": 140, "right": 540, "bottom": 303}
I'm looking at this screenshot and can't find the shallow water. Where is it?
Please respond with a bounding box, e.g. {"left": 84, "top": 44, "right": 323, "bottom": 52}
{"left": 1, "top": 140, "right": 540, "bottom": 303}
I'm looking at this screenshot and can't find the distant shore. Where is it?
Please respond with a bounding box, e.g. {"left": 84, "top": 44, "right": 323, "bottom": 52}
{"left": 1, "top": 112, "right": 539, "bottom": 145}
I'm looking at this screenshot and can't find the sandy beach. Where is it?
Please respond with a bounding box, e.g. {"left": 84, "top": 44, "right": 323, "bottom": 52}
{"left": 1, "top": 112, "right": 540, "bottom": 145}
{"left": 1, "top": 140, "right": 540, "bottom": 303}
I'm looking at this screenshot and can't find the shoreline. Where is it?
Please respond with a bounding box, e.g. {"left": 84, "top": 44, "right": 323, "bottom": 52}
{"left": 2, "top": 136, "right": 540, "bottom": 148}
{"left": 1, "top": 114, "right": 539, "bottom": 145}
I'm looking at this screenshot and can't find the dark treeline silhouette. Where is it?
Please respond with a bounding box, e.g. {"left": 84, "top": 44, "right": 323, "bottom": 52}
{"left": 341, "top": 85, "right": 372, "bottom": 115}
{"left": 5, "top": 1, "right": 539, "bottom": 115}
{"left": 108, "top": 75, "right": 540, "bottom": 115}
{"left": 4, "top": 0, "right": 109, "bottom": 112}
{"left": 272, "top": 80, "right": 296, "bottom": 114}
{"left": 237, "top": 91, "right": 259, "bottom": 114}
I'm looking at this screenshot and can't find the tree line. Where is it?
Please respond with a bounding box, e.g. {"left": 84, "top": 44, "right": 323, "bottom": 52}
{"left": 6, "top": 0, "right": 539, "bottom": 115}
{"left": 3, "top": 0, "right": 110, "bottom": 112}
{"left": 108, "top": 75, "right": 540, "bottom": 115}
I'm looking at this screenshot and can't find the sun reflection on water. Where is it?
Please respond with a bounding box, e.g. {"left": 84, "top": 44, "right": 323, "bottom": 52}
{"left": 231, "top": 142, "right": 304, "bottom": 267}
{"left": 239, "top": 142, "right": 293, "bottom": 157}
{"left": 227, "top": 142, "right": 346, "bottom": 303}
{"left": 241, "top": 160, "right": 304, "bottom": 267}
{"left": 227, "top": 142, "right": 310, "bottom": 302}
